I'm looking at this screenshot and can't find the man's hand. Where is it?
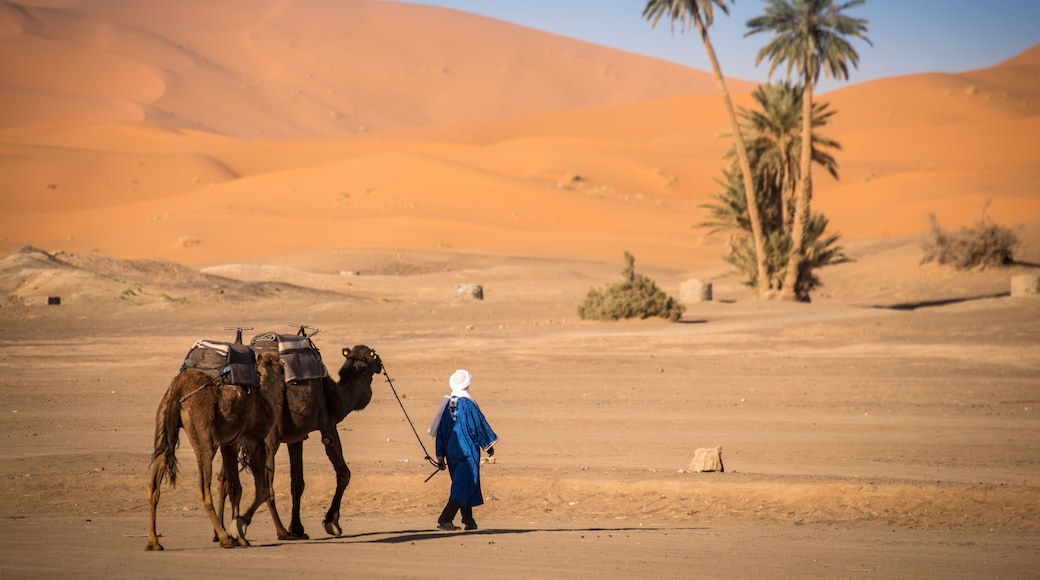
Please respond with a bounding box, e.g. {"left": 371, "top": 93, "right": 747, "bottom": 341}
{"left": 437, "top": 457, "right": 446, "bottom": 470}
{"left": 487, "top": 446, "right": 495, "bottom": 457}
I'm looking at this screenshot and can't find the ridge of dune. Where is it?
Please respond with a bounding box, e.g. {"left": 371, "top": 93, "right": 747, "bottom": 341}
{"left": 994, "top": 43, "right": 1040, "bottom": 67}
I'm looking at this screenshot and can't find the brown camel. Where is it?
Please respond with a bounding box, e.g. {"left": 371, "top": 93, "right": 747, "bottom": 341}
{"left": 234, "top": 342, "right": 379, "bottom": 540}
{"left": 145, "top": 350, "right": 282, "bottom": 551}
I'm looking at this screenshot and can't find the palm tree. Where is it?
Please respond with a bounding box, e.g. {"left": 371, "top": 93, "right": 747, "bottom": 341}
{"left": 737, "top": 82, "right": 840, "bottom": 226}
{"left": 746, "top": 0, "right": 870, "bottom": 301}
{"left": 701, "top": 156, "right": 848, "bottom": 297}
{"left": 643, "top": 0, "right": 770, "bottom": 297}
{"left": 703, "top": 82, "right": 845, "bottom": 296}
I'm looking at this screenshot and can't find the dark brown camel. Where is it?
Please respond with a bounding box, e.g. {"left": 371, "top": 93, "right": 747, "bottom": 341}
{"left": 234, "top": 343, "right": 379, "bottom": 540}
{"left": 145, "top": 351, "right": 282, "bottom": 551}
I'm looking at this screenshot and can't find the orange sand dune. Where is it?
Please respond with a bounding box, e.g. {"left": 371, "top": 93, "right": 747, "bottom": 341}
{"left": 0, "top": 0, "right": 1038, "bottom": 270}
{"left": 0, "top": 0, "right": 736, "bottom": 138}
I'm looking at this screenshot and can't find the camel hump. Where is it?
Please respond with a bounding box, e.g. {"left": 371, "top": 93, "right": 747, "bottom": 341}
{"left": 180, "top": 339, "right": 259, "bottom": 392}
{"left": 250, "top": 332, "right": 327, "bottom": 383}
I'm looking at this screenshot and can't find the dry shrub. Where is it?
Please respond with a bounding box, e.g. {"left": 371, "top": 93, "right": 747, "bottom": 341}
{"left": 921, "top": 203, "right": 1019, "bottom": 270}
{"left": 578, "top": 251, "right": 684, "bottom": 322}
{"left": 176, "top": 236, "right": 201, "bottom": 248}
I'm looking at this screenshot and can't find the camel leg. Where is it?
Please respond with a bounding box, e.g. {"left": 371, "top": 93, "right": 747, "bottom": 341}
{"left": 192, "top": 439, "right": 239, "bottom": 548}
{"left": 320, "top": 428, "right": 351, "bottom": 537}
{"left": 287, "top": 440, "right": 309, "bottom": 539}
{"left": 253, "top": 433, "right": 296, "bottom": 540}
{"left": 211, "top": 446, "right": 242, "bottom": 543}
{"left": 146, "top": 389, "right": 180, "bottom": 552}
{"left": 265, "top": 464, "right": 296, "bottom": 540}
{"left": 235, "top": 436, "right": 272, "bottom": 543}
{"left": 145, "top": 457, "right": 165, "bottom": 551}
{"left": 214, "top": 464, "right": 227, "bottom": 543}
{"left": 219, "top": 443, "right": 249, "bottom": 546}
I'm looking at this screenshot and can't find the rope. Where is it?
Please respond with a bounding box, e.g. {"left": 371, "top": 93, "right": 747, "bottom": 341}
{"left": 179, "top": 381, "right": 212, "bottom": 403}
{"left": 381, "top": 367, "right": 440, "bottom": 469}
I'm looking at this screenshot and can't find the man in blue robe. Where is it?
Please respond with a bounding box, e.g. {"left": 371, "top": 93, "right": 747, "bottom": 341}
{"left": 429, "top": 369, "right": 498, "bottom": 531}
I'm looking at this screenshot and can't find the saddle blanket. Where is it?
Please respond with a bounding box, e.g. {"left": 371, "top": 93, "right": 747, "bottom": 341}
{"left": 180, "top": 339, "right": 259, "bottom": 392}
{"left": 250, "top": 332, "right": 327, "bottom": 383}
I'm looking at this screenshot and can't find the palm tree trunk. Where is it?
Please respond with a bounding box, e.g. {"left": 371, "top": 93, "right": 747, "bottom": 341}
{"left": 780, "top": 79, "right": 815, "bottom": 301}
{"left": 693, "top": 14, "right": 770, "bottom": 297}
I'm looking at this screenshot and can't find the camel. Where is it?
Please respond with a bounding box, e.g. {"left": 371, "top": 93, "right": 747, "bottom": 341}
{"left": 145, "top": 349, "right": 282, "bottom": 551}
{"left": 234, "top": 340, "right": 380, "bottom": 540}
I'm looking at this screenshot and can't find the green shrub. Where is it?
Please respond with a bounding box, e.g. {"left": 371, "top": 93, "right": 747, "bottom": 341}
{"left": 921, "top": 204, "right": 1019, "bottom": 270}
{"left": 578, "top": 251, "right": 685, "bottom": 322}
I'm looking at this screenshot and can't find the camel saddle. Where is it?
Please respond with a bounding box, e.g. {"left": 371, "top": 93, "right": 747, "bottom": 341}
{"left": 250, "top": 332, "right": 327, "bottom": 383}
{"left": 179, "top": 339, "right": 259, "bottom": 392}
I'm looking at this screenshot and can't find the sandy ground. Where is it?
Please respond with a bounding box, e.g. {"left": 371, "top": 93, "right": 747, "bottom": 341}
{"left": 1, "top": 242, "right": 1038, "bottom": 579}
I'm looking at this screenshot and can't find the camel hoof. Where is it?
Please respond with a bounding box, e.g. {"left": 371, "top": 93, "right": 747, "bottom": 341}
{"left": 235, "top": 518, "right": 249, "bottom": 542}
{"left": 324, "top": 520, "right": 342, "bottom": 537}
{"left": 145, "top": 542, "right": 164, "bottom": 552}
{"left": 287, "top": 526, "right": 310, "bottom": 540}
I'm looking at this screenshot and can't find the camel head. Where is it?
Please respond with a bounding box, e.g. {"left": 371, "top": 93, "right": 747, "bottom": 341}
{"left": 339, "top": 344, "right": 382, "bottom": 380}
{"left": 256, "top": 349, "right": 283, "bottom": 369}
{"left": 255, "top": 350, "right": 285, "bottom": 383}
{"left": 336, "top": 345, "right": 379, "bottom": 412}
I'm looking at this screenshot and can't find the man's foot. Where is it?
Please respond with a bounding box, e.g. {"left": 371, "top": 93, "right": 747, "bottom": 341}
{"left": 437, "top": 522, "right": 459, "bottom": 531}
{"left": 464, "top": 522, "right": 478, "bottom": 531}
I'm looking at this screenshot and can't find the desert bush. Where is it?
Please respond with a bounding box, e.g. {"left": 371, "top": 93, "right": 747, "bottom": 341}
{"left": 578, "top": 251, "right": 684, "bottom": 322}
{"left": 921, "top": 204, "right": 1019, "bottom": 270}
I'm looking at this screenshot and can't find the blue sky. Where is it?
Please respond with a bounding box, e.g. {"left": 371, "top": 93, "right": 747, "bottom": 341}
{"left": 400, "top": 1, "right": 1040, "bottom": 94}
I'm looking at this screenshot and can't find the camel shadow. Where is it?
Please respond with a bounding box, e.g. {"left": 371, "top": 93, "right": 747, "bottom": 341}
{"left": 244, "top": 525, "right": 708, "bottom": 548}
{"left": 359, "top": 525, "right": 706, "bottom": 544}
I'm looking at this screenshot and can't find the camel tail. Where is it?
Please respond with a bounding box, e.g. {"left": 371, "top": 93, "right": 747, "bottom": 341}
{"left": 150, "top": 382, "right": 183, "bottom": 487}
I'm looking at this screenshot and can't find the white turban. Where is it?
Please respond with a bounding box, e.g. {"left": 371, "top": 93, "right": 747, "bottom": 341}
{"left": 449, "top": 369, "right": 472, "bottom": 393}
{"left": 429, "top": 369, "right": 473, "bottom": 436}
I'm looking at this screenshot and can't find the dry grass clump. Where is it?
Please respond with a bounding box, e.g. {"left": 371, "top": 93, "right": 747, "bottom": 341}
{"left": 556, "top": 171, "right": 583, "bottom": 189}
{"left": 921, "top": 204, "right": 1019, "bottom": 270}
{"left": 578, "top": 251, "right": 684, "bottom": 322}
{"left": 176, "top": 236, "right": 201, "bottom": 248}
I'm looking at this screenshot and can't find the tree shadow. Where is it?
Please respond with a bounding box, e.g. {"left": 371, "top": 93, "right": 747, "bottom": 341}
{"left": 677, "top": 318, "right": 708, "bottom": 324}
{"left": 1010, "top": 259, "right": 1040, "bottom": 269}
{"left": 871, "top": 292, "right": 1010, "bottom": 311}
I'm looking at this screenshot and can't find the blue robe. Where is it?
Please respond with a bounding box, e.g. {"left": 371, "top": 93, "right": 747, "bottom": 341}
{"left": 435, "top": 397, "right": 498, "bottom": 508}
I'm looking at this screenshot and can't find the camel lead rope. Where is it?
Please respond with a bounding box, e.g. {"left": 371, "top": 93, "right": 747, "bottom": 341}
{"left": 381, "top": 367, "right": 441, "bottom": 471}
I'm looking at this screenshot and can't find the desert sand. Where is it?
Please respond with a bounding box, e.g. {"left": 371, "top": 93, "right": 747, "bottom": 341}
{"left": 1, "top": 0, "right": 1039, "bottom": 578}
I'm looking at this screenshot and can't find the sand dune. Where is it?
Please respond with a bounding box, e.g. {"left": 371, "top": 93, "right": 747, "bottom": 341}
{"left": 0, "top": 0, "right": 1038, "bottom": 271}
{"left": 0, "top": 0, "right": 734, "bottom": 137}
